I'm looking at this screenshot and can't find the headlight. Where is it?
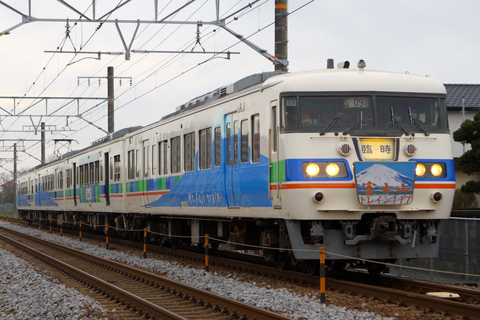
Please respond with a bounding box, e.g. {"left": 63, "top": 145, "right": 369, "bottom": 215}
{"left": 303, "top": 161, "right": 348, "bottom": 178}
{"left": 325, "top": 163, "right": 340, "bottom": 176}
{"left": 415, "top": 162, "right": 446, "bottom": 178}
{"left": 415, "top": 163, "right": 426, "bottom": 176}
{"left": 431, "top": 164, "right": 443, "bottom": 177}
{"left": 305, "top": 163, "right": 320, "bottom": 177}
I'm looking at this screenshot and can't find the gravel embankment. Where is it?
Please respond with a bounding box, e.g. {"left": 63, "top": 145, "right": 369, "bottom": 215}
{"left": 0, "top": 246, "right": 108, "bottom": 319}
{"left": 0, "top": 221, "right": 394, "bottom": 320}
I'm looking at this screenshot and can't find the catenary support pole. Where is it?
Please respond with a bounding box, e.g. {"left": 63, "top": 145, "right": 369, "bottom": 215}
{"left": 41, "top": 122, "right": 45, "bottom": 164}
{"left": 274, "top": 0, "right": 288, "bottom": 72}
{"left": 107, "top": 66, "right": 114, "bottom": 134}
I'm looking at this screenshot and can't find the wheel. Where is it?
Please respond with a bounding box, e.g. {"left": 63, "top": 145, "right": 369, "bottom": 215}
{"left": 305, "top": 260, "right": 319, "bottom": 275}
{"left": 367, "top": 264, "right": 385, "bottom": 275}
{"left": 277, "top": 253, "right": 289, "bottom": 270}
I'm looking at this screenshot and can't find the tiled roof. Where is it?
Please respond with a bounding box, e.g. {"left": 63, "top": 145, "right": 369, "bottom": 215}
{"left": 445, "top": 84, "right": 480, "bottom": 110}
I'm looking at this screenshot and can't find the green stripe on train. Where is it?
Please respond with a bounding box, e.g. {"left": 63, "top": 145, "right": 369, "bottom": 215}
{"left": 270, "top": 160, "right": 286, "bottom": 183}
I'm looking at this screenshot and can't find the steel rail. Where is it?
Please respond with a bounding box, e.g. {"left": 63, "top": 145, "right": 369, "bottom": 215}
{"left": 0, "top": 226, "right": 292, "bottom": 320}
{"left": 0, "top": 231, "right": 187, "bottom": 320}
{"left": 10, "top": 219, "right": 480, "bottom": 318}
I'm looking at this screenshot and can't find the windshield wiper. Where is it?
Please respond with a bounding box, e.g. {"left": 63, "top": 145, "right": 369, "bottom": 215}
{"left": 343, "top": 111, "right": 365, "bottom": 135}
{"left": 390, "top": 107, "right": 411, "bottom": 136}
{"left": 320, "top": 115, "right": 341, "bottom": 135}
{"left": 408, "top": 107, "right": 430, "bottom": 136}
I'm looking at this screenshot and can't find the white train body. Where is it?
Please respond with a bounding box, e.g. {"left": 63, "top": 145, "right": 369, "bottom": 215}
{"left": 17, "top": 67, "right": 455, "bottom": 266}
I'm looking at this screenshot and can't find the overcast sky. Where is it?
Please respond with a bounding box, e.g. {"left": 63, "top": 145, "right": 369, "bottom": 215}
{"left": 0, "top": 0, "right": 479, "bottom": 173}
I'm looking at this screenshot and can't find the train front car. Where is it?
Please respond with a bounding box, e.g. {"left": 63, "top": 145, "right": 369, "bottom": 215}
{"left": 273, "top": 66, "right": 454, "bottom": 273}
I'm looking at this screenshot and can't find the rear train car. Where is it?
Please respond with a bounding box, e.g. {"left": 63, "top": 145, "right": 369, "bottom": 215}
{"left": 17, "top": 65, "right": 455, "bottom": 272}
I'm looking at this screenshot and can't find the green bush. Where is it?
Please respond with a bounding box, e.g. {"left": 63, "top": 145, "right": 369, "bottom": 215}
{"left": 453, "top": 188, "right": 479, "bottom": 208}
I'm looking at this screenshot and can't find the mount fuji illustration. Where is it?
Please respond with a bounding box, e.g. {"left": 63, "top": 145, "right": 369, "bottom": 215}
{"left": 356, "top": 164, "right": 414, "bottom": 189}
{"left": 355, "top": 163, "right": 415, "bottom": 205}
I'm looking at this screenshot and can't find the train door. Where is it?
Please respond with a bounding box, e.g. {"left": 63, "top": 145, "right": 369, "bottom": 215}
{"left": 141, "top": 139, "right": 150, "bottom": 207}
{"left": 225, "top": 113, "right": 239, "bottom": 207}
{"left": 104, "top": 152, "right": 110, "bottom": 206}
{"left": 73, "top": 162, "right": 77, "bottom": 206}
{"left": 270, "top": 101, "right": 282, "bottom": 207}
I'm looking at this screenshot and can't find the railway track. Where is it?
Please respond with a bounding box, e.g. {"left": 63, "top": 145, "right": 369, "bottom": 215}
{"left": 0, "top": 225, "right": 292, "bottom": 320}
{"left": 3, "top": 219, "right": 480, "bottom": 319}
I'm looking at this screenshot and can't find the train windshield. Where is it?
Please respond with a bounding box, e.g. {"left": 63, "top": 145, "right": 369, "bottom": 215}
{"left": 282, "top": 94, "right": 447, "bottom": 135}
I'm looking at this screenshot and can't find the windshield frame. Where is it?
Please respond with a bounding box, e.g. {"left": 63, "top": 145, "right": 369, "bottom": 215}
{"left": 280, "top": 91, "right": 449, "bottom": 136}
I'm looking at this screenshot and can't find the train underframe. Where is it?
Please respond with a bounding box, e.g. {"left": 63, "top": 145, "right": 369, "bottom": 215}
{"left": 18, "top": 210, "right": 440, "bottom": 274}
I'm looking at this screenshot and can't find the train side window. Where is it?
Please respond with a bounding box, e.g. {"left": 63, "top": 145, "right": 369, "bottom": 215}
{"left": 214, "top": 127, "right": 221, "bottom": 167}
{"left": 152, "top": 144, "right": 157, "bottom": 176}
{"left": 171, "top": 136, "right": 181, "bottom": 174}
{"left": 252, "top": 114, "right": 260, "bottom": 163}
{"left": 282, "top": 96, "right": 298, "bottom": 128}
{"left": 241, "top": 119, "right": 249, "bottom": 163}
{"left": 226, "top": 122, "right": 232, "bottom": 166}
{"left": 89, "top": 162, "right": 94, "bottom": 185}
{"left": 136, "top": 149, "right": 140, "bottom": 178}
{"left": 110, "top": 157, "right": 113, "bottom": 181}
{"left": 66, "top": 169, "right": 71, "bottom": 188}
{"left": 114, "top": 155, "right": 121, "bottom": 181}
{"left": 199, "top": 128, "right": 212, "bottom": 170}
{"left": 158, "top": 140, "right": 168, "bottom": 175}
{"left": 234, "top": 120, "right": 239, "bottom": 165}
{"left": 143, "top": 140, "right": 150, "bottom": 178}
{"left": 184, "top": 132, "right": 195, "bottom": 172}
{"left": 82, "top": 165, "right": 85, "bottom": 186}
{"left": 127, "top": 150, "right": 135, "bottom": 180}
{"left": 95, "top": 160, "right": 100, "bottom": 184}
{"left": 59, "top": 171, "right": 63, "bottom": 189}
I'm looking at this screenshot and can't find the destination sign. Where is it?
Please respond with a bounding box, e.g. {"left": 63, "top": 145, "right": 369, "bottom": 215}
{"left": 359, "top": 138, "right": 395, "bottom": 160}
{"left": 343, "top": 97, "right": 370, "bottom": 108}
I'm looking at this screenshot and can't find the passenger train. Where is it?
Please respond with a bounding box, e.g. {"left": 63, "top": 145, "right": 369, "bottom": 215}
{"left": 17, "top": 61, "right": 455, "bottom": 273}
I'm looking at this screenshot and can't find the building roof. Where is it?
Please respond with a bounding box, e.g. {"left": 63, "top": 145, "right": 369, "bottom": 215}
{"left": 445, "top": 84, "right": 480, "bottom": 110}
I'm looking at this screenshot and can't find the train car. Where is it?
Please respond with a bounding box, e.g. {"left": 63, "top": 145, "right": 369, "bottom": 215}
{"left": 17, "top": 61, "right": 455, "bottom": 273}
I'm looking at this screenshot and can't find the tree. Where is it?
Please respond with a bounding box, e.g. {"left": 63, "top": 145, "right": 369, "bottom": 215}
{"left": 0, "top": 172, "right": 14, "bottom": 204}
{"left": 453, "top": 109, "right": 480, "bottom": 193}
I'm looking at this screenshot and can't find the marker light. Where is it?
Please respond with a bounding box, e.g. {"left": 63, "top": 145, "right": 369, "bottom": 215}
{"left": 325, "top": 163, "right": 340, "bottom": 176}
{"left": 431, "top": 164, "right": 443, "bottom": 177}
{"left": 416, "top": 163, "right": 426, "bottom": 176}
{"left": 305, "top": 163, "right": 320, "bottom": 177}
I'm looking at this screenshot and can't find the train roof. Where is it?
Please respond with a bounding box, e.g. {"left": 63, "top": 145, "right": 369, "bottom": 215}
{"left": 161, "top": 70, "right": 287, "bottom": 121}
{"left": 22, "top": 68, "right": 447, "bottom": 173}
{"left": 261, "top": 68, "right": 447, "bottom": 95}
{"left": 162, "top": 68, "right": 446, "bottom": 123}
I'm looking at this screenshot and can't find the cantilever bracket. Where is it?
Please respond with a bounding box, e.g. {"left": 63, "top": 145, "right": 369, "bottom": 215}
{"left": 76, "top": 115, "right": 109, "bottom": 135}
{"left": 115, "top": 19, "right": 140, "bottom": 60}
{"left": 220, "top": 24, "right": 288, "bottom": 68}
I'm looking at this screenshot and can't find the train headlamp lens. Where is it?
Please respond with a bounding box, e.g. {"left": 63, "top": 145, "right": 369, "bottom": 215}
{"left": 326, "top": 163, "right": 340, "bottom": 176}
{"left": 305, "top": 163, "right": 320, "bottom": 177}
{"left": 431, "top": 164, "right": 443, "bottom": 177}
{"left": 415, "top": 163, "right": 426, "bottom": 176}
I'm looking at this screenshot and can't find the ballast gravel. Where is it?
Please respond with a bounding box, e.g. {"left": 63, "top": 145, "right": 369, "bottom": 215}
{"left": 0, "top": 221, "right": 394, "bottom": 320}
{"left": 0, "top": 246, "right": 107, "bottom": 319}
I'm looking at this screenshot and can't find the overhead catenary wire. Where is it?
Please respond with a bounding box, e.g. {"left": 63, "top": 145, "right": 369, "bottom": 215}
{"left": 7, "top": 0, "right": 316, "bottom": 173}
